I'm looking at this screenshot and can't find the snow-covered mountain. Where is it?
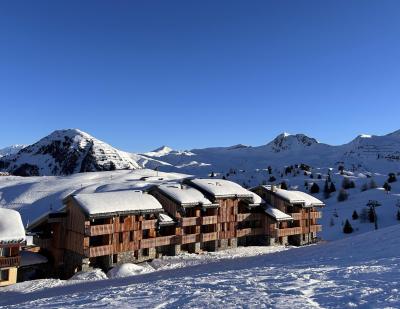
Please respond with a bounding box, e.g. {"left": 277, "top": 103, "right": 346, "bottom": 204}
{"left": 141, "top": 131, "right": 400, "bottom": 175}
{"left": 0, "top": 129, "right": 143, "bottom": 176}
{"left": 2, "top": 129, "right": 400, "bottom": 177}
{"left": 0, "top": 144, "right": 26, "bottom": 157}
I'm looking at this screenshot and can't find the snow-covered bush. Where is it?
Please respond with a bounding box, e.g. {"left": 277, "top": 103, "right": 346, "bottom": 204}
{"left": 107, "top": 263, "right": 154, "bottom": 279}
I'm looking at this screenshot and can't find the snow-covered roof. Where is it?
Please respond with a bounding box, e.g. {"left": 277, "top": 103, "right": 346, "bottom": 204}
{"left": 157, "top": 183, "right": 213, "bottom": 207}
{"left": 0, "top": 208, "right": 26, "bottom": 244}
{"left": 190, "top": 179, "right": 254, "bottom": 199}
{"left": 264, "top": 206, "right": 293, "bottom": 221}
{"left": 264, "top": 187, "right": 324, "bottom": 207}
{"left": 20, "top": 250, "right": 48, "bottom": 267}
{"left": 70, "top": 191, "right": 163, "bottom": 217}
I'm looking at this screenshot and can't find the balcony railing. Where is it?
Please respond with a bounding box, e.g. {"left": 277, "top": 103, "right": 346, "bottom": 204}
{"left": 181, "top": 234, "right": 200, "bottom": 244}
{"left": 181, "top": 217, "right": 199, "bottom": 227}
{"left": 0, "top": 256, "right": 20, "bottom": 268}
{"left": 141, "top": 219, "right": 158, "bottom": 230}
{"left": 201, "top": 232, "right": 218, "bottom": 242}
{"left": 289, "top": 212, "right": 322, "bottom": 220}
{"left": 85, "top": 224, "right": 114, "bottom": 236}
{"left": 200, "top": 216, "right": 218, "bottom": 225}
{"left": 85, "top": 245, "right": 113, "bottom": 258}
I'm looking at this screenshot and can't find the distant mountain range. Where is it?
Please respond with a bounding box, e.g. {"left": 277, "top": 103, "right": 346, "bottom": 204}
{"left": 1, "top": 128, "right": 400, "bottom": 176}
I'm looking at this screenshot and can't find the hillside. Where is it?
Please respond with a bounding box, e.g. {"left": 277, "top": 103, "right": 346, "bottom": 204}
{"left": 1, "top": 223, "right": 399, "bottom": 308}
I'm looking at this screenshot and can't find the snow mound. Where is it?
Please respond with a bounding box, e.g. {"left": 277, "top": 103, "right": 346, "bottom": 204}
{"left": 70, "top": 269, "right": 107, "bottom": 281}
{"left": 107, "top": 263, "right": 154, "bottom": 279}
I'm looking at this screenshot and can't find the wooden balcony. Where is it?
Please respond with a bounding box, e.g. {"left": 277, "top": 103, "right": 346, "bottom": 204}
{"left": 86, "top": 245, "right": 113, "bottom": 257}
{"left": 275, "top": 227, "right": 303, "bottom": 237}
{"left": 181, "top": 234, "right": 200, "bottom": 244}
{"left": 200, "top": 232, "right": 218, "bottom": 242}
{"left": 140, "top": 238, "right": 156, "bottom": 249}
{"left": 181, "top": 217, "right": 199, "bottom": 227}
{"left": 155, "top": 235, "right": 179, "bottom": 247}
{"left": 289, "top": 212, "right": 322, "bottom": 220}
{"left": 0, "top": 256, "right": 20, "bottom": 268}
{"left": 304, "top": 225, "right": 322, "bottom": 233}
{"left": 85, "top": 224, "right": 114, "bottom": 236}
{"left": 200, "top": 216, "right": 218, "bottom": 225}
{"left": 236, "top": 213, "right": 264, "bottom": 222}
{"left": 236, "top": 228, "right": 252, "bottom": 237}
{"left": 141, "top": 219, "right": 157, "bottom": 230}
{"left": 218, "top": 231, "right": 235, "bottom": 239}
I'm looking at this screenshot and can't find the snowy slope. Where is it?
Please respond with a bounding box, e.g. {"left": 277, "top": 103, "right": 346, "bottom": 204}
{"left": 0, "top": 169, "right": 189, "bottom": 225}
{"left": 1, "top": 224, "right": 399, "bottom": 308}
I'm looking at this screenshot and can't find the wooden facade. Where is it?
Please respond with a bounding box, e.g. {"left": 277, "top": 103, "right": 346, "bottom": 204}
{"left": 29, "top": 181, "right": 324, "bottom": 279}
{"left": 251, "top": 185, "right": 324, "bottom": 246}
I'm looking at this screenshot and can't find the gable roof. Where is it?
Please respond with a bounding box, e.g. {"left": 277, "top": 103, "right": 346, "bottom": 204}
{"left": 69, "top": 190, "right": 163, "bottom": 217}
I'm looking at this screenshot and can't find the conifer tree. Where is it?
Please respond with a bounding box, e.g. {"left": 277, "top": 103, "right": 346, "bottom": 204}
{"left": 352, "top": 210, "right": 359, "bottom": 220}
{"left": 343, "top": 219, "right": 353, "bottom": 234}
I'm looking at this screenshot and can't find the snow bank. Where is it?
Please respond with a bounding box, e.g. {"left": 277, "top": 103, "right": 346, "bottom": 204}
{"left": 70, "top": 269, "right": 107, "bottom": 281}
{"left": 107, "top": 263, "right": 154, "bottom": 279}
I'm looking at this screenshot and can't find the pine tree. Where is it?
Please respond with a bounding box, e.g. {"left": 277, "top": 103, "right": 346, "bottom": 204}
{"left": 343, "top": 219, "right": 353, "bottom": 234}
{"left": 280, "top": 181, "right": 288, "bottom": 190}
{"left": 310, "top": 183, "right": 320, "bottom": 194}
{"left": 388, "top": 172, "right": 397, "bottom": 183}
{"left": 352, "top": 210, "right": 359, "bottom": 220}
{"left": 383, "top": 182, "right": 391, "bottom": 193}
{"left": 337, "top": 189, "right": 348, "bottom": 202}
{"left": 329, "top": 182, "right": 336, "bottom": 193}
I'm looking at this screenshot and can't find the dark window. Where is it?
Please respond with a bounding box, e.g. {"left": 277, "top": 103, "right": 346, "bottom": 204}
{"left": 119, "top": 233, "right": 123, "bottom": 243}
{"left": 0, "top": 269, "right": 9, "bottom": 281}
{"left": 119, "top": 216, "right": 125, "bottom": 224}
{"left": 130, "top": 231, "right": 134, "bottom": 242}
{"left": 0, "top": 247, "right": 11, "bottom": 257}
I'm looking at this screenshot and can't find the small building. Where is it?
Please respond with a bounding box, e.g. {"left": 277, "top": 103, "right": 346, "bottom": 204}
{"left": 0, "top": 209, "right": 26, "bottom": 287}
{"left": 186, "top": 179, "right": 265, "bottom": 250}
{"left": 30, "top": 190, "right": 176, "bottom": 278}
{"left": 252, "top": 185, "right": 324, "bottom": 245}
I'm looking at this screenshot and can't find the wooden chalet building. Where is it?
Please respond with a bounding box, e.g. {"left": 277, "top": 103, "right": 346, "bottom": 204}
{"left": 185, "top": 179, "right": 267, "bottom": 250}
{"left": 252, "top": 185, "right": 324, "bottom": 245}
{"left": 30, "top": 190, "right": 176, "bottom": 278}
{"left": 0, "top": 209, "right": 26, "bottom": 287}
{"left": 150, "top": 183, "right": 220, "bottom": 253}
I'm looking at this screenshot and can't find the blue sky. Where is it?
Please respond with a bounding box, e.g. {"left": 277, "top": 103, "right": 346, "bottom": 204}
{"left": 1, "top": 1, "right": 400, "bottom": 152}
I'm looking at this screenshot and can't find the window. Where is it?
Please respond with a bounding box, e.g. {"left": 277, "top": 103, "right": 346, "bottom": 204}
{"left": 119, "top": 216, "right": 125, "bottom": 224}
{"left": 0, "top": 247, "right": 11, "bottom": 257}
{"left": 0, "top": 269, "right": 9, "bottom": 281}
{"left": 130, "top": 231, "right": 134, "bottom": 242}
{"left": 119, "top": 233, "right": 123, "bottom": 244}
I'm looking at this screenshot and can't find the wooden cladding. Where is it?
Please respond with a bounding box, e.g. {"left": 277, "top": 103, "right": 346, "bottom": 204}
{"left": 273, "top": 225, "right": 322, "bottom": 237}
{"left": 0, "top": 256, "right": 20, "bottom": 268}
{"left": 289, "top": 212, "right": 322, "bottom": 220}
{"left": 201, "top": 216, "right": 218, "bottom": 225}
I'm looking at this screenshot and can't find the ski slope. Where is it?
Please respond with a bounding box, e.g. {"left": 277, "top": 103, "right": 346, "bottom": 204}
{"left": 0, "top": 225, "right": 399, "bottom": 308}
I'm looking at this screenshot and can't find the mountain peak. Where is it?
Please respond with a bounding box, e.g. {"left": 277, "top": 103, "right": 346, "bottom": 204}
{"left": 268, "top": 133, "right": 318, "bottom": 153}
